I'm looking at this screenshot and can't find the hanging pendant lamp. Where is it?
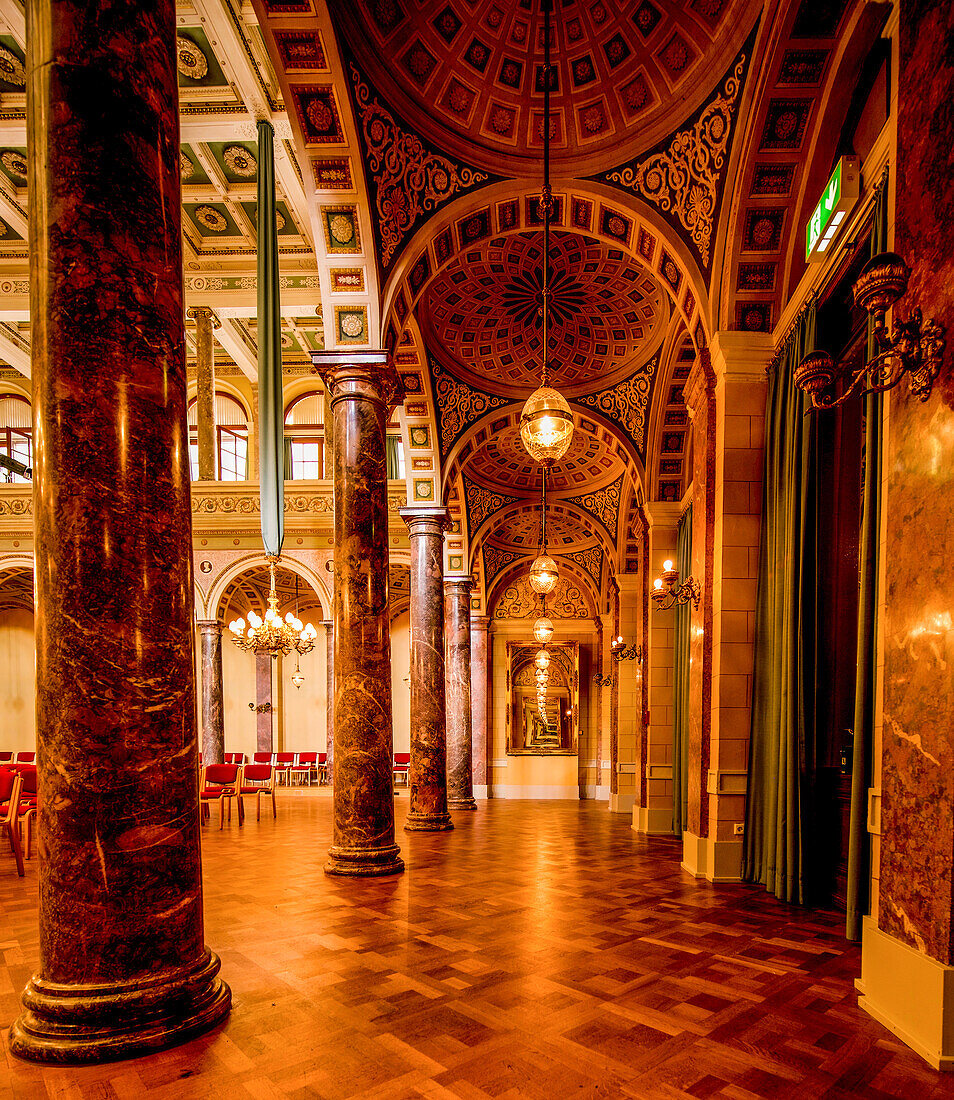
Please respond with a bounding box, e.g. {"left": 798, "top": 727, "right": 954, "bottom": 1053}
{"left": 520, "top": 0, "right": 574, "bottom": 467}
{"left": 529, "top": 467, "right": 559, "bottom": 595}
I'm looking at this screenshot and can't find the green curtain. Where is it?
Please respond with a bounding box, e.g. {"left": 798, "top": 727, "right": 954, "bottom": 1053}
{"left": 846, "top": 175, "right": 888, "bottom": 941}
{"left": 743, "top": 303, "right": 818, "bottom": 905}
{"left": 385, "top": 435, "right": 401, "bottom": 480}
{"left": 257, "top": 119, "right": 284, "bottom": 557}
{"left": 672, "top": 504, "right": 692, "bottom": 834}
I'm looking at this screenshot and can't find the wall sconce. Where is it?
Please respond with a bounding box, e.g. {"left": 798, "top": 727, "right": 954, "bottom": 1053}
{"left": 248, "top": 702, "right": 273, "bottom": 713}
{"left": 610, "top": 635, "right": 643, "bottom": 663}
{"left": 652, "top": 560, "right": 701, "bottom": 611}
{"left": 593, "top": 670, "right": 614, "bottom": 688}
{"left": 795, "top": 252, "right": 946, "bottom": 410}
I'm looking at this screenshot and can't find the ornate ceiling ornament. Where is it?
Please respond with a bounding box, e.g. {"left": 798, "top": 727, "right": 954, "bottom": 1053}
{"left": 351, "top": 65, "right": 488, "bottom": 268}
{"left": 494, "top": 575, "right": 589, "bottom": 621}
{"left": 464, "top": 478, "right": 519, "bottom": 535}
{"left": 1, "top": 151, "right": 26, "bottom": 182}
{"left": 176, "top": 36, "right": 209, "bottom": 81}
{"left": 568, "top": 546, "right": 604, "bottom": 587}
{"left": 0, "top": 47, "right": 24, "bottom": 86}
{"left": 605, "top": 54, "right": 746, "bottom": 266}
{"left": 575, "top": 354, "right": 658, "bottom": 451}
{"left": 431, "top": 357, "right": 512, "bottom": 457}
{"left": 195, "top": 205, "right": 227, "bottom": 233}
{"left": 482, "top": 545, "right": 521, "bottom": 585}
{"left": 179, "top": 151, "right": 195, "bottom": 181}
{"left": 223, "top": 145, "right": 258, "bottom": 177}
{"left": 566, "top": 475, "right": 624, "bottom": 541}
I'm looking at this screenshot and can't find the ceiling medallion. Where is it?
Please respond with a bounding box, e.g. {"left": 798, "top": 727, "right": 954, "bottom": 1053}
{"left": 329, "top": 213, "right": 354, "bottom": 244}
{"left": 519, "top": 0, "right": 574, "bottom": 469}
{"left": 0, "top": 47, "right": 24, "bottom": 87}
{"left": 195, "top": 205, "right": 227, "bottom": 233}
{"left": 224, "top": 144, "right": 257, "bottom": 178}
{"left": 1, "top": 150, "right": 26, "bottom": 182}
{"left": 176, "top": 36, "right": 209, "bottom": 81}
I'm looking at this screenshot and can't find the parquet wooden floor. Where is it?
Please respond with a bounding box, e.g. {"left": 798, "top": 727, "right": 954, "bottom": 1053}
{"left": 0, "top": 792, "right": 951, "bottom": 1099}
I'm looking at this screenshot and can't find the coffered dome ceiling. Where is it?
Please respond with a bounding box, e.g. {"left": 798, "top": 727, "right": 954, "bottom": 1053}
{"left": 484, "top": 508, "right": 597, "bottom": 551}
{"left": 336, "top": 0, "right": 757, "bottom": 174}
{"left": 420, "top": 230, "right": 666, "bottom": 397}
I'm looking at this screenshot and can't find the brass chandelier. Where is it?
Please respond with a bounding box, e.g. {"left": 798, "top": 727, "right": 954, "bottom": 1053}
{"left": 519, "top": 0, "right": 574, "bottom": 469}
{"left": 228, "top": 557, "right": 318, "bottom": 658}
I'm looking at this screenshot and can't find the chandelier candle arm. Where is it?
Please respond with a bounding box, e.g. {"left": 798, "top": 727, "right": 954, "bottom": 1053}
{"left": 228, "top": 558, "right": 318, "bottom": 658}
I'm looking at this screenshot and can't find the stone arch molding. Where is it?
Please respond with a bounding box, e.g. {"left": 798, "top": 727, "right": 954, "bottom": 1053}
{"left": 380, "top": 178, "right": 712, "bottom": 357}
{"left": 205, "top": 552, "right": 331, "bottom": 622}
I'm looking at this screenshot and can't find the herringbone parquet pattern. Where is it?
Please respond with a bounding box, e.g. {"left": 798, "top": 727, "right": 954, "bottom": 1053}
{"left": 0, "top": 792, "right": 951, "bottom": 1098}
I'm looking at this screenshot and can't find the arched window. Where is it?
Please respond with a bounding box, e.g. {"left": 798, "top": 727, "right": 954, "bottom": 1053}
{"left": 0, "top": 395, "right": 32, "bottom": 482}
{"left": 284, "top": 392, "right": 325, "bottom": 480}
{"left": 187, "top": 392, "right": 249, "bottom": 481}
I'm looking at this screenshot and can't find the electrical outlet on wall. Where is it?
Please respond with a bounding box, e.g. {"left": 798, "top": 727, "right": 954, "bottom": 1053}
{"left": 733, "top": 823, "right": 745, "bottom": 836}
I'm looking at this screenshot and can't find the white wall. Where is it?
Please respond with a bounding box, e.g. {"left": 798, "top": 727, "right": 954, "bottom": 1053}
{"left": 0, "top": 608, "right": 34, "bottom": 753}
{"left": 390, "top": 611, "right": 411, "bottom": 754}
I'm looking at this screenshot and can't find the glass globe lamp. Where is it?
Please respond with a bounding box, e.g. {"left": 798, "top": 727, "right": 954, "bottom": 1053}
{"left": 529, "top": 553, "right": 559, "bottom": 595}
{"left": 534, "top": 648, "right": 550, "bottom": 670}
{"left": 533, "top": 616, "right": 554, "bottom": 645}
{"left": 520, "top": 386, "right": 574, "bottom": 466}
{"left": 535, "top": 668, "right": 549, "bottom": 686}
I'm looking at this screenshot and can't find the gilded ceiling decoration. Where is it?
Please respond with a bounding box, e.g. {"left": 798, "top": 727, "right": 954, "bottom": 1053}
{"left": 463, "top": 477, "right": 520, "bottom": 536}
{"left": 603, "top": 49, "right": 748, "bottom": 267}
{"left": 566, "top": 475, "right": 624, "bottom": 541}
{"left": 492, "top": 574, "right": 590, "bottom": 621}
{"left": 567, "top": 546, "right": 604, "bottom": 588}
{"left": 481, "top": 545, "right": 520, "bottom": 586}
{"left": 335, "top": 0, "right": 756, "bottom": 174}
{"left": 350, "top": 64, "right": 491, "bottom": 270}
{"left": 421, "top": 230, "right": 665, "bottom": 398}
{"left": 465, "top": 422, "right": 626, "bottom": 496}
{"left": 487, "top": 508, "right": 591, "bottom": 550}
{"left": 574, "top": 353, "right": 658, "bottom": 453}
{"left": 431, "top": 356, "right": 513, "bottom": 458}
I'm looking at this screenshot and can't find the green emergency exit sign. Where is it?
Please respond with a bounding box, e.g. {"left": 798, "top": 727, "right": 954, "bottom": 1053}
{"left": 805, "top": 156, "right": 860, "bottom": 262}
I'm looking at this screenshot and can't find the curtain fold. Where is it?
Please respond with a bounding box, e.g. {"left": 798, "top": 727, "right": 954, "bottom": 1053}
{"left": 385, "top": 435, "right": 401, "bottom": 481}
{"left": 846, "top": 176, "right": 888, "bottom": 940}
{"left": 743, "top": 303, "right": 818, "bottom": 905}
{"left": 672, "top": 504, "right": 692, "bottom": 835}
{"left": 257, "top": 119, "right": 284, "bottom": 558}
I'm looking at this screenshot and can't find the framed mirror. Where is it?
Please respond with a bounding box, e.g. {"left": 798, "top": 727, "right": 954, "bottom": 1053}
{"left": 506, "top": 641, "right": 578, "bottom": 755}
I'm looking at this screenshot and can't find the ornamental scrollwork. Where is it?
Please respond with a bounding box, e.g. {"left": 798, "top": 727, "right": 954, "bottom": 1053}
{"left": 351, "top": 66, "right": 488, "bottom": 268}
{"left": 432, "top": 357, "right": 512, "bottom": 458}
{"left": 493, "top": 575, "right": 590, "bottom": 620}
{"left": 606, "top": 55, "right": 745, "bottom": 266}
{"left": 482, "top": 545, "right": 520, "bottom": 584}
{"left": 0, "top": 495, "right": 31, "bottom": 516}
{"left": 465, "top": 478, "right": 519, "bottom": 535}
{"left": 567, "top": 476, "right": 624, "bottom": 541}
{"left": 575, "top": 357, "right": 656, "bottom": 451}
{"left": 190, "top": 493, "right": 335, "bottom": 515}
{"left": 568, "top": 546, "right": 603, "bottom": 587}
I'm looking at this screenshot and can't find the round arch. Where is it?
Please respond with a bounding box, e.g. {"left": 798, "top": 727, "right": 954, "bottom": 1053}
{"left": 206, "top": 553, "right": 331, "bottom": 623}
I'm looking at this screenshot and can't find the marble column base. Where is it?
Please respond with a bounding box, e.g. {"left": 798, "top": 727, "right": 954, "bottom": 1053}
{"left": 404, "top": 810, "right": 454, "bottom": 832}
{"left": 9, "top": 950, "right": 230, "bottom": 1065}
{"left": 448, "top": 797, "right": 477, "bottom": 812}
{"left": 325, "top": 843, "right": 405, "bottom": 877}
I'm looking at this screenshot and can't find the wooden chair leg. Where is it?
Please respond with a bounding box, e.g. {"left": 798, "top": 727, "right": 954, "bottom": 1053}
{"left": 219, "top": 797, "right": 225, "bottom": 829}
{"left": 5, "top": 822, "right": 23, "bottom": 877}
{"left": 237, "top": 793, "right": 244, "bottom": 826}
{"left": 256, "top": 792, "right": 262, "bottom": 822}
{"left": 271, "top": 788, "right": 277, "bottom": 818}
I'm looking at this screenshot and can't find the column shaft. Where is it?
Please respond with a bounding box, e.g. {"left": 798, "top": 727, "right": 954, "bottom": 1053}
{"left": 12, "top": 0, "right": 229, "bottom": 1063}
{"left": 470, "top": 615, "right": 489, "bottom": 798}
{"left": 188, "top": 306, "right": 217, "bottom": 481}
{"left": 199, "top": 621, "right": 224, "bottom": 765}
{"left": 446, "top": 579, "right": 476, "bottom": 811}
{"left": 323, "top": 620, "right": 334, "bottom": 775}
{"left": 315, "top": 352, "right": 404, "bottom": 876}
{"left": 400, "top": 507, "right": 453, "bottom": 832}
{"left": 255, "top": 652, "right": 273, "bottom": 753}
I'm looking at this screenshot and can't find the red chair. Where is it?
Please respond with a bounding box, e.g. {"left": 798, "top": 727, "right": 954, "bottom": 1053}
{"left": 16, "top": 765, "right": 37, "bottom": 859}
{"left": 273, "top": 752, "right": 295, "bottom": 785}
{"left": 0, "top": 768, "right": 24, "bottom": 876}
{"left": 253, "top": 751, "right": 272, "bottom": 765}
{"left": 16, "top": 751, "right": 34, "bottom": 763}
{"left": 290, "top": 752, "right": 317, "bottom": 786}
{"left": 316, "top": 752, "right": 328, "bottom": 785}
{"left": 200, "top": 764, "right": 242, "bottom": 828}
{"left": 225, "top": 752, "right": 246, "bottom": 765}
{"left": 237, "top": 764, "right": 276, "bottom": 821}
{"left": 393, "top": 753, "right": 410, "bottom": 786}
{"left": 0, "top": 752, "right": 12, "bottom": 763}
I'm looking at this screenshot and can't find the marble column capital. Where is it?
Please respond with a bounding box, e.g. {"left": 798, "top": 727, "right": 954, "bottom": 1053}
{"left": 709, "top": 330, "right": 773, "bottom": 386}
{"left": 644, "top": 501, "right": 683, "bottom": 531}
{"left": 186, "top": 306, "right": 220, "bottom": 330}
{"left": 470, "top": 614, "right": 490, "bottom": 632}
{"left": 196, "top": 619, "right": 222, "bottom": 632}
{"left": 399, "top": 505, "right": 449, "bottom": 538}
{"left": 444, "top": 576, "right": 474, "bottom": 597}
{"left": 311, "top": 350, "right": 404, "bottom": 411}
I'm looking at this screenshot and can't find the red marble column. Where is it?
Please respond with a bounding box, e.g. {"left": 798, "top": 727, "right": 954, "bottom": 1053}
{"left": 470, "top": 615, "right": 489, "bottom": 797}
{"left": 400, "top": 507, "right": 453, "bottom": 832}
{"left": 198, "top": 621, "right": 224, "bottom": 766}
{"left": 323, "top": 620, "right": 334, "bottom": 775}
{"left": 446, "top": 579, "right": 477, "bottom": 811}
{"left": 255, "top": 652, "right": 273, "bottom": 753}
{"left": 11, "top": 0, "right": 230, "bottom": 1063}
{"left": 315, "top": 351, "right": 404, "bottom": 875}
